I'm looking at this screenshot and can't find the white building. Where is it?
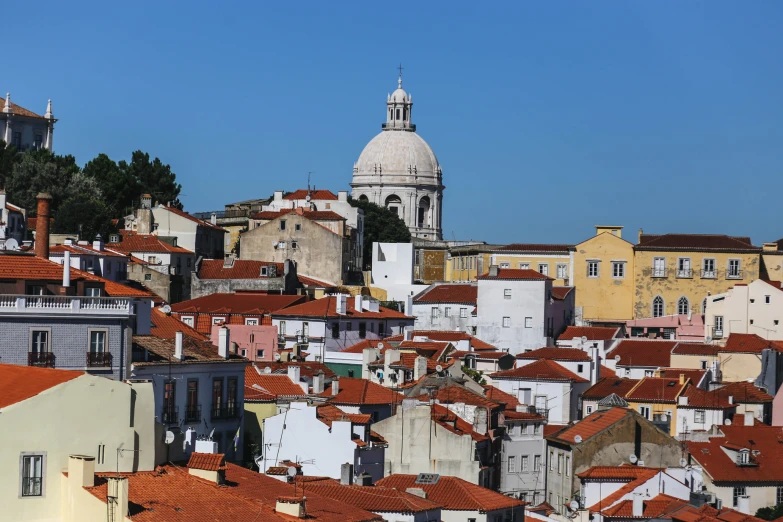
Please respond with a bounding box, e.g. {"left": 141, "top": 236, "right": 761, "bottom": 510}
{"left": 0, "top": 190, "right": 25, "bottom": 247}
{"left": 556, "top": 325, "right": 623, "bottom": 361}
{"left": 1, "top": 93, "right": 56, "bottom": 151}
{"left": 476, "top": 266, "right": 574, "bottom": 355}
{"left": 371, "top": 242, "right": 428, "bottom": 301}
{"left": 351, "top": 73, "right": 444, "bottom": 240}
{"left": 705, "top": 279, "right": 783, "bottom": 342}
{"left": 264, "top": 189, "right": 363, "bottom": 229}
{"left": 411, "top": 282, "right": 477, "bottom": 332}
{"left": 49, "top": 238, "right": 130, "bottom": 282}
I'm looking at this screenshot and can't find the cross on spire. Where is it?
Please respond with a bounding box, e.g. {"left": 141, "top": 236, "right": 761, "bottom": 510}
{"left": 397, "top": 63, "right": 404, "bottom": 87}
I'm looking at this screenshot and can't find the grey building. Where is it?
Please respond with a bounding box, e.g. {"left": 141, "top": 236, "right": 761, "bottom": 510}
{"left": 191, "top": 258, "right": 300, "bottom": 299}
{"left": 1, "top": 93, "right": 56, "bottom": 151}
{"left": 501, "top": 407, "right": 548, "bottom": 504}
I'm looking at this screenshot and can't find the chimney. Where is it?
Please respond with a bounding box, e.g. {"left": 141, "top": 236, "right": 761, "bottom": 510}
{"left": 274, "top": 190, "right": 283, "bottom": 202}
{"left": 62, "top": 250, "right": 71, "bottom": 287}
{"left": 35, "top": 193, "right": 52, "bottom": 258}
{"left": 679, "top": 373, "right": 686, "bottom": 385}
{"left": 107, "top": 476, "right": 129, "bottom": 522}
{"left": 384, "top": 349, "right": 401, "bottom": 382}
{"left": 276, "top": 496, "right": 306, "bottom": 518}
{"left": 340, "top": 463, "right": 354, "bottom": 485}
{"left": 591, "top": 348, "right": 601, "bottom": 385}
{"left": 355, "top": 294, "right": 364, "bottom": 312}
{"left": 763, "top": 242, "right": 778, "bottom": 252}
{"left": 745, "top": 411, "right": 754, "bottom": 426}
{"left": 404, "top": 326, "right": 413, "bottom": 341}
{"left": 218, "top": 326, "right": 230, "bottom": 359}
{"left": 188, "top": 452, "right": 226, "bottom": 485}
{"left": 211, "top": 212, "right": 217, "bottom": 225}
{"left": 405, "top": 488, "right": 428, "bottom": 499}
{"left": 288, "top": 365, "right": 301, "bottom": 384}
{"left": 174, "top": 331, "right": 184, "bottom": 360}
{"left": 68, "top": 455, "right": 95, "bottom": 488}
{"left": 638, "top": 228, "right": 644, "bottom": 242}
{"left": 335, "top": 294, "right": 347, "bottom": 315}
{"left": 488, "top": 265, "right": 499, "bottom": 277}
{"left": 312, "top": 371, "right": 325, "bottom": 394}
{"left": 362, "top": 347, "right": 379, "bottom": 379}
{"left": 140, "top": 194, "right": 152, "bottom": 209}
{"left": 632, "top": 493, "right": 644, "bottom": 518}
{"left": 93, "top": 234, "right": 104, "bottom": 252}
{"left": 0, "top": 190, "right": 6, "bottom": 215}
{"left": 728, "top": 395, "right": 734, "bottom": 405}
{"left": 678, "top": 396, "right": 689, "bottom": 406}
{"left": 737, "top": 495, "right": 750, "bottom": 515}
{"left": 413, "top": 355, "right": 428, "bottom": 382}
{"left": 338, "top": 190, "right": 348, "bottom": 202}
{"left": 357, "top": 472, "right": 373, "bottom": 486}
{"left": 331, "top": 378, "right": 340, "bottom": 396}
{"left": 404, "top": 295, "right": 413, "bottom": 317}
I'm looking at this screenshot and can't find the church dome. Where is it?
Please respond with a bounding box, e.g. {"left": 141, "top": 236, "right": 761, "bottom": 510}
{"left": 354, "top": 130, "right": 440, "bottom": 184}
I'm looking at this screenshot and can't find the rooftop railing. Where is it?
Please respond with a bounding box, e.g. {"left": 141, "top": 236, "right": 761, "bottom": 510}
{"left": 0, "top": 295, "right": 132, "bottom": 316}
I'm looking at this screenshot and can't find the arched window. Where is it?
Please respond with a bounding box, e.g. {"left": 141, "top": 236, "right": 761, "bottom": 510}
{"left": 653, "top": 296, "right": 664, "bottom": 318}
{"left": 384, "top": 194, "right": 402, "bottom": 217}
{"left": 417, "top": 196, "right": 431, "bottom": 228}
{"left": 358, "top": 194, "right": 369, "bottom": 203}
{"left": 678, "top": 296, "right": 690, "bottom": 315}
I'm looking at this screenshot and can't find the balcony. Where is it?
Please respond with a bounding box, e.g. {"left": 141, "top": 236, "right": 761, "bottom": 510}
{"left": 86, "top": 351, "right": 112, "bottom": 368}
{"left": 701, "top": 270, "right": 717, "bottom": 279}
{"left": 676, "top": 269, "right": 693, "bottom": 278}
{"left": 727, "top": 270, "right": 742, "bottom": 280}
{"left": 211, "top": 406, "right": 225, "bottom": 420}
{"left": 712, "top": 328, "right": 724, "bottom": 340}
{"left": 28, "top": 351, "right": 55, "bottom": 368}
{"left": 185, "top": 404, "right": 202, "bottom": 423}
{"left": 0, "top": 295, "right": 133, "bottom": 317}
{"left": 225, "top": 403, "right": 239, "bottom": 419}
{"left": 161, "top": 405, "right": 178, "bottom": 425}
{"left": 650, "top": 268, "right": 668, "bottom": 278}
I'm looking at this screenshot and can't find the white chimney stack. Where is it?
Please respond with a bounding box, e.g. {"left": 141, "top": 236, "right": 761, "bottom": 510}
{"left": 336, "top": 294, "right": 347, "bottom": 315}
{"left": 332, "top": 378, "right": 340, "bottom": 396}
{"left": 313, "top": 371, "right": 325, "bottom": 394}
{"left": 355, "top": 294, "right": 364, "bottom": 312}
{"left": 218, "top": 326, "right": 230, "bottom": 359}
{"left": 404, "top": 326, "right": 413, "bottom": 342}
{"left": 404, "top": 295, "right": 413, "bottom": 317}
{"left": 414, "top": 356, "right": 428, "bottom": 382}
{"left": 288, "top": 365, "right": 301, "bottom": 384}
{"left": 632, "top": 493, "right": 644, "bottom": 518}
{"left": 745, "top": 411, "right": 754, "bottom": 426}
{"left": 174, "top": 331, "right": 184, "bottom": 360}
{"left": 737, "top": 495, "right": 750, "bottom": 515}
{"left": 591, "top": 348, "right": 601, "bottom": 385}
{"left": 63, "top": 250, "right": 71, "bottom": 287}
{"left": 93, "top": 234, "right": 104, "bottom": 252}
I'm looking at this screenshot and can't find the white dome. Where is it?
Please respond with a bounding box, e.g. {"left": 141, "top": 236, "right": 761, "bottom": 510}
{"left": 354, "top": 130, "right": 440, "bottom": 184}
{"left": 390, "top": 87, "right": 408, "bottom": 101}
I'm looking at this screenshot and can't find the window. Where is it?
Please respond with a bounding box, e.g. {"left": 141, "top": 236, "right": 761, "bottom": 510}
{"left": 291, "top": 241, "right": 298, "bottom": 249}
{"left": 182, "top": 316, "right": 194, "bottom": 327}
{"left": 538, "top": 264, "right": 548, "bottom": 276}
{"left": 378, "top": 323, "right": 385, "bottom": 337}
{"left": 518, "top": 388, "right": 532, "bottom": 404}
{"left": 549, "top": 451, "right": 554, "bottom": 471}
{"left": 728, "top": 259, "right": 741, "bottom": 279}
{"left": 586, "top": 405, "right": 593, "bottom": 415}
{"left": 703, "top": 258, "right": 716, "bottom": 278}
{"left": 714, "top": 315, "right": 724, "bottom": 336}
{"left": 777, "top": 486, "right": 783, "bottom": 506}
{"left": 460, "top": 308, "right": 468, "bottom": 318}
{"left": 256, "top": 349, "right": 264, "bottom": 358}
{"left": 227, "top": 377, "right": 238, "bottom": 417}
{"left": 358, "top": 322, "right": 367, "bottom": 339}
{"left": 534, "top": 455, "right": 541, "bottom": 472}
{"left": 504, "top": 289, "right": 512, "bottom": 300}
{"left": 245, "top": 318, "right": 258, "bottom": 326}
{"left": 20, "top": 453, "right": 44, "bottom": 497}
{"left": 612, "top": 262, "right": 625, "bottom": 278}
{"left": 577, "top": 364, "right": 584, "bottom": 373}
{"left": 295, "top": 223, "right": 301, "bottom": 231}
{"left": 678, "top": 296, "right": 690, "bottom": 315}
{"left": 186, "top": 380, "right": 199, "bottom": 422}
{"left": 89, "top": 330, "right": 107, "bottom": 353}
{"left": 212, "top": 378, "right": 223, "bottom": 417}
{"left": 653, "top": 257, "right": 666, "bottom": 277}
{"left": 163, "top": 380, "right": 176, "bottom": 423}
{"left": 503, "top": 317, "right": 511, "bottom": 328}
{"left": 12, "top": 131, "right": 21, "bottom": 147}
{"left": 587, "top": 261, "right": 599, "bottom": 278}
{"left": 30, "top": 330, "right": 50, "bottom": 354}
{"left": 645, "top": 370, "right": 654, "bottom": 377}
{"left": 144, "top": 273, "right": 152, "bottom": 281}
{"left": 557, "top": 264, "right": 568, "bottom": 279}
{"left": 445, "top": 307, "right": 451, "bottom": 317}
{"left": 694, "top": 410, "right": 706, "bottom": 424}
{"left": 521, "top": 455, "right": 529, "bottom": 472}
{"left": 431, "top": 307, "right": 438, "bottom": 318}
{"left": 677, "top": 257, "right": 692, "bottom": 278}
{"left": 566, "top": 456, "right": 570, "bottom": 476}
{"left": 653, "top": 296, "right": 664, "bottom": 318}
{"left": 212, "top": 317, "right": 225, "bottom": 325}
{"left": 331, "top": 324, "right": 340, "bottom": 339}
{"left": 34, "top": 134, "right": 43, "bottom": 149}
{"left": 557, "top": 453, "right": 563, "bottom": 474}
{"left": 508, "top": 455, "right": 516, "bottom": 473}
{"left": 148, "top": 256, "right": 157, "bottom": 264}
{"left": 700, "top": 360, "right": 708, "bottom": 370}
{"left": 519, "top": 262, "right": 530, "bottom": 269}
{"left": 766, "top": 295, "right": 771, "bottom": 304}
{"left": 733, "top": 486, "right": 746, "bottom": 507}
{"left": 500, "top": 262, "right": 510, "bottom": 268}
{"left": 639, "top": 406, "right": 651, "bottom": 420}
{"left": 524, "top": 317, "right": 532, "bottom": 328}
{"left": 280, "top": 220, "right": 286, "bottom": 231}
{"left": 187, "top": 258, "right": 192, "bottom": 267}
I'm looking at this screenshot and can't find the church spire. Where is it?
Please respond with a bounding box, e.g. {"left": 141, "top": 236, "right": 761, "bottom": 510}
{"left": 384, "top": 68, "right": 414, "bottom": 132}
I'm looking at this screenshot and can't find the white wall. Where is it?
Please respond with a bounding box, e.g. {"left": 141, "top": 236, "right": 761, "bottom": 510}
{"left": 705, "top": 281, "right": 783, "bottom": 341}
{"left": 492, "top": 379, "right": 589, "bottom": 424}
{"left": 676, "top": 407, "right": 727, "bottom": 436}
{"left": 412, "top": 302, "right": 476, "bottom": 332}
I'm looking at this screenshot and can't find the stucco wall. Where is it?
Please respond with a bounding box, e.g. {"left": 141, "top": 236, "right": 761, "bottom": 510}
{"left": 718, "top": 352, "right": 763, "bottom": 382}
{"left": 573, "top": 232, "right": 635, "bottom": 322}
{"left": 491, "top": 253, "right": 572, "bottom": 286}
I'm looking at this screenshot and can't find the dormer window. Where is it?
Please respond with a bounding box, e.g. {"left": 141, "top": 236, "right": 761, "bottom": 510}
{"left": 739, "top": 449, "right": 750, "bottom": 464}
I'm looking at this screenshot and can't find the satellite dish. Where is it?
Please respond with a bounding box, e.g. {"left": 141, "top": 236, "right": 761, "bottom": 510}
{"left": 160, "top": 304, "right": 172, "bottom": 314}
{"left": 287, "top": 466, "right": 298, "bottom": 478}
{"left": 614, "top": 355, "right": 621, "bottom": 362}
{"left": 5, "top": 238, "right": 18, "bottom": 250}
{"left": 629, "top": 454, "right": 638, "bottom": 464}
{"left": 378, "top": 342, "right": 385, "bottom": 349}
{"left": 164, "top": 431, "right": 175, "bottom": 444}
{"left": 274, "top": 353, "right": 281, "bottom": 361}
{"left": 724, "top": 418, "right": 732, "bottom": 426}
{"left": 680, "top": 458, "right": 688, "bottom": 467}
{"left": 435, "top": 364, "right": 443, "bottom": 373}
{"left": 264, "top": 366, "right": 272, "bottom": 374}
{"left": 705, "top": 336, "right": 712, "bottom": 343}
{"left": 570, "top": 500, "right": 580, "bottom": 511}
{"left": 574, "top": 435, "right": 583, "bottom": 443}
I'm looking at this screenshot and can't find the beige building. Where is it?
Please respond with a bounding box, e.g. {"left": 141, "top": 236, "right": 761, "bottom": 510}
{"left": 0, "top": 364, "right": 156, "bottom": 522}
{"left": 705, "top": 279, "right": 783, "bottom": 342}
{"left": 487, "top": 243, "right": 574, "bottom": 286}
{"left": 716, "top": 333, "right": 781, "bottom": 383}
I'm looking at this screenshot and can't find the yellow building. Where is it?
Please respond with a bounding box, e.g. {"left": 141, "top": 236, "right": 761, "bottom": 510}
{"left": 573, "top": 226, "right": 635, "bottom": 323}
{"left": 486, "top": 244, "right": 573, "bottom": 286}
{"left": 445, "top": 244, "right": 493, "bottom": 282}
{"left": 632, "top": 232, "right": 767, "bottom": 319}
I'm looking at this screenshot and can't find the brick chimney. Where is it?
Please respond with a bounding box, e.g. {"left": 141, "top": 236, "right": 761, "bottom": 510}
{"left": 35, "top": 193, "right": 52, "bottom": 258}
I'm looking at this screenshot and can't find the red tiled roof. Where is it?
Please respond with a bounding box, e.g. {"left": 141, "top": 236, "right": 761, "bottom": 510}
{"left": 516, "top": 347, "right": 591, "bottom": 361}
{"left": 384, "top": 330, "right": 495, "bottom": 350}
{"left": 0, "top": 97, "right": 44, "bottom": 118}
{"left": 376, "top": 474, "right": 525, "bottom": 511}
{"left": 431, "top": 402, "right": 489, "bottom": 441}
{"left": 760, "top": 279, "right": 783, "bottom": 291}
{"left": 150, "top": 308, "right": 208, "bottom": 341}
{"left": 171, "top": 293, "right": 306, "bottom": 315}
{"left": 451, "top": 350, "right": 510, "bottom": 360}
{"left": 672, "top": 343, "right": 720, "bottom": 356}
{"left": 551, "top": 286, "right": 574, "bottom": 300}
{"left": 283, "top": 189, "right": 338, "bottom": 200}
{"left": 687, "top": 425, "right": 783, "bottom": 483}
{"left": 497, "top": 243, "right": 573, "bottom": 253}
{"left": 132, "top": 335, "right": 246, "bottom": 366}
{"left": 272, "top": 295, "right": 410, "bottom": 319}
{"left": 491, "top": 358, "right": 589, "bottom": 383}
{"left": 162, "top": 205, "right": 227, "bottom": 231}
{"left": 581, "top": 377, "right": 639, "bottom": 400}
{"left": 602, "top": 365, "right": 617, "bottom": 377}
{"left": 197, "top": 259, "right": 284, "bottom": 279}
{"left": 611, "top": 339, "right": 677, "bottom": 368}
{"left": 477, "top": 268, "right": 552, "bottom": 281}
{"left": 548, "top": 407, "right": 630, "bottom": 444}
{"left": 251, "top": 208, "right": 346, "bottom": 222}
{"left": 413, "top": 284, "right": 477, "bottom": 304}
{"left": 625, "top": 377, "right": 687, "bottom": 403}
{"left": 602, "top": 493, "right": 688, "bottom": 519}
{"left": 298, "top": 274, "right": 336, "bottom": 288}
{"left": 679, "top": 385, "right": 734, "bottom": 409}
{"left": 483, "top": 385, "right": 521, "bottom": 409}
{"left": 578, "top": 465, "right": 659, "bottom": 480}
{"left": 657, "top": 368, "right": 707, "bottom": 385}
{"left": 721, "top": 333, "right": 781, "bottom": 354}
{"left": 319, "top": 377, "right": 402, "bottom": 405}
{"left": 416, "top": 384, "right": 502, "bottom": 411}
{"left": 244, "top": 368, "right": 308, "bottom": 401}
{"left": 0, "top": 364, "right": 83, "bottom": 409}
{"left": 50, "top": 243, "right": 128, "bottom": 258}
{"left": 107, "top": 230, "right": 193, "bottom": 253}
{"left": 187, "top": 452, "right": 226, "bottom": 471}
{"left": 559, "top": 326, "right": 620, "bottom": 342}
{"left": 302, "top": 483, "right": 442, "bottom": 514}
{"left": 316, "top": 404, "right": 373, "bottom": 426}
{"left": 341, "top": 339, "right": 388, "bottom": 353}
{"left": 636, "top": 234, "right": 759, "bottom": 252}
{"left": 713, "top": 381, "right": 774, "bottom": 404}
{"left": 544, "top": 424, "right": 567, "bottom": 438}
{"left": 670, "top": 503, "right": 769, "bottom": 522}
{"left": 252, "top": 361, "right": 336, "bottom": 379}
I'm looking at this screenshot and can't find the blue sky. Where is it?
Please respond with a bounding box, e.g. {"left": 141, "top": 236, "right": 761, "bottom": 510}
{"left": 5, "top": 2, "right": 783, "bottom": 244}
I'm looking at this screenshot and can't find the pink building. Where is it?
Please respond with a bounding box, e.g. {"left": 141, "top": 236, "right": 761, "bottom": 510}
{"left": 625, "top": 314, "right": 704, "bottom": 341}
{"left": 210, "top": 324, "right": 278, "bottom": 361}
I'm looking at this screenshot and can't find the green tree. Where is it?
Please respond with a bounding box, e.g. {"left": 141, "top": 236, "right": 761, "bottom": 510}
{"left": 756, "top": 505, "right": 783, "bottom": 521}
{"left": 0, "top": 140, "right": 18, "bottom": 189}
{"left": 462, "top": 366, "right": 487, "bottom": 385}
{"left": 5, "top": 149, "right": 81, "bottom": 213}
{"left": 83, "top": 153, "right": 137, "bottom": 216}
{"left": 348, "top": 197, "right": 411, "bottom": 270}
{"left": 52, "top": 193, "right": 114, "bottom": 241}
{"left": 120, "top": 151, "right": 182, "bottom": 209}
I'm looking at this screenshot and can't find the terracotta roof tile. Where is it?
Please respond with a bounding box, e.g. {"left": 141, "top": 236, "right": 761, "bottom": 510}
{"left": 516, "top": 347, "right": 591, "bottom": 361}
{"left": 625, "top": 377, "right": 687, "bottom": 403}
{"left": 601, "top": 365, "right": 617, "bottom": 377}
{"left": 491, "top": 358, "right": 589, "bottom": 382}
{"left": 187, "top": 452, "right": 226, "bottom": 471}
{"left": 283, "top": 189, "right": 338, "bottom": 200}
{"left": 497, "top": 243, "right": 573, "bottom": 253}
{"left": 376, "top": 474, "right": 525, "bottom": 511}
{"left": 713, "top": 381, "right": 774, "bottom": 404}
{"left": 252, "top": 361, "right": 336, "bottom": 379}
{"left": 581, "top": 377, "right": 639, "bottom": 400}
{"left": 670, "top": 504, "right": 769, "bottom": 522}
{"left": 548, "top": 407, "right": 630, "bottom": 444}
{"left": 251, "top": 208, "right": 346, "bottom": 222}
{"left": 245, "top": 368, "right": 308, "bottom": 401}
{"left": 171, "top": 293, "right": 306, "bottom": 315}
{"left": 383, "top": 330, "right": 495, "bottom": 350}
{"left": 302, "top": 483, "right": 442, "bottom": 514}
{"left": 197, "top": 259, "right": 284, "bottom": 279}
{"left": 340, "top": 339, "right": 388, "bottom": 353}
{"left": 0, "top": 97, "right": 44, "bottom": 118}
{"left": 131, "top": 335, "right": 247, "bottom": 366}
{"left": 687, "top": 425, "right": 783, "bottom": 483}
{"left": 477, "top": 268, "right": 552, "bottom": 281}
{"left": 162, "top": 205, "right": 227, "bottom": 231}
{"left": 636, "top": 234, "right": 759, "bottom": 252}
{"left": 672, "top": 343, "right": 721, "bottom": 356}
{"left": 483, "top": 385, "right": 521, "bottom": 409}
{"left": 722, "top": 333, "right": 781, "bottom": 354}
{"left": 150, "top": 308, "right": 208, "bottom": 341}
{"left": 298, "top": 274, "right": 336, "bottom": 288}
{"left": 0, "top": 364, "right": 84, "bottom": 408}
{"left": 319, "top": 377, "right": 402, "bottom": 405}
{"left": 551, "top": 286, "right": 574, "bottom": 300}
{"left": 413, "top": 284, "right": 477, "bottom": 304}
{"left": 679, "top": 385, "right": 734, "bottom": 409}
{"left": 49, "top": 243, "right": 128, "bottom": 258}
{"left": 611, "top": 339, "right": 677, "bottom": 368}
{"left": 451, "top": 350, "right": 510, "bottom": 360}
{"left": 430, "top": 402, "right": 489, "bottom": 441}
{"left": 107, "top": 230, "right": 193, "bottom": 253}
{"left": 559, "top": 326, "right": 621, "bottom": 342}
{"left": 415, "top": 384, "right": 502, "bottom": 411}
{"left": 657, "top": 368, "right": 707, "bottom": 385}
{"left": 316, "top": 404, "right": 372, "bottom": 426}
{"left": 272, "top": 295, "right": 410, "bottom": 319}
{"left": 602, "top": 493, "right": 688, "bottom": 518}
